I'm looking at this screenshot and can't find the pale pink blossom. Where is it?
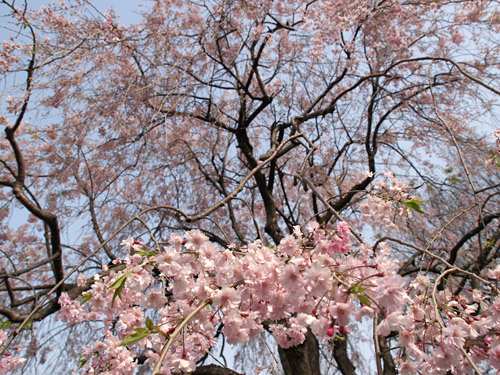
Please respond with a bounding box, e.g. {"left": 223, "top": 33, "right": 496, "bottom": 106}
{"left": 487, "top": 264, "right": 500, "bottom": 280}
{"left": 336, "top": 221, "right": 350, "bottom": 237}
{"left": 442, "top": 318, "right": 469, "bottom": 348}
{"left": 278, "top": 236, "right": 299, "bottom": 257}
{"left": 184, "top": 229, "right": 208, "bottom": 250}
{"left": 142, "top": 290, "right": 166, "bottom": 309}
{"left": 279, "top": 263, "right": 302, "bottom": 290}
{"left": 213, "top": 287, "right": 241, "bottom": 310}
{"left": 377, "top": 311, "right": 407, "bottom": 336}
{"left": 398, "top": 360, "right": 417, "bottom": 375}
{"left": 121, "top": 237, "right": 135, "bottom": 251}
{"left": 489, "top": 344, "right": 500, "bottom": 369}
{"left": 173, "top": 358, "right": 196, "bottom": 372}
{"left": 375, "top": 275, "right": 407, "bottom": 312}
{"left": 303, "top": 262, "right": 331, "bottom": 295}
{"left": 77, "top": 273, "right": 87, "bottom": 287}
{"left": 330, "top": 302, "right": 353, "bottom": 326}
{"left": 0, "top": 356, "right": 26, "bottom": 374}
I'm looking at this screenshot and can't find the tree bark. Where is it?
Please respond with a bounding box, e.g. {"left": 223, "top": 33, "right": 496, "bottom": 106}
{"left": 278, "top": 329, "right": 321, "bottom": 375}
{"left": 379, "top": 337, "right": 396, "bottom": 375}
{"left": 194, "top": 364, "right": 241, "bottom": 375}
{"left": 333, "top": 335, "right": 356, "bottom": 375}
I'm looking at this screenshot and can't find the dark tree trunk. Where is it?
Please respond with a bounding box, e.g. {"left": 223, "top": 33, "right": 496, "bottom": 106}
{"left": 333, "top": 335, "right": 356, "bottom": 375}
{"left": 278, "top": 329, "right": 321, "bottom": 375}
{"left": 193, "top": 364, "right": 241, "bottom": 375}
{"left": 380, "top": 337, "right": 396, "bottom": 375}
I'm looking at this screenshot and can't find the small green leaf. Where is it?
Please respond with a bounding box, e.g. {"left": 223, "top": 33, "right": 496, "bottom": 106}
{"left": 351, "top": 284, "right": 366, "bottom": 294}
{"left": 356, "top": 294, "right": 371, "bottom": 307}
{"left": 486, "top": 239, "right": 497, "bottom": 249}
{"left": 0, "top": 319, "right": 11, "bottom": 329}
{"left": 79, "top": 293, "right": 92, "bottom": 304}
{"left": 404, "top": 199, "right": 425, "bottom": 214}
{"left": 77, "top": 358, "right": 87, "bottom": 369}
{"left": 135, "top": 250, "right": 158, "bottom": 256}
{"left": 110, "top": 271, "right": 131, "bottom": 306}
{"left": 119, "top": 328, "right": 151, "bottom": 346}
{"left": 112, "top": 282, "right": 126, "bottom": 305}
{"left": 20, "top": 319, "right": 32, "bottom": 330}
{"left": 109, "top": 271, "right": 130, "bottom": 289}
{"left": 145, "top": 317, "right": 154, "bottom": 331}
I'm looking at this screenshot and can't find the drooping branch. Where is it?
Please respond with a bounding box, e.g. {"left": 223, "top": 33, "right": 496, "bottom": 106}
{"left": 448, "top": 213, "right": 500, "bottom": 266}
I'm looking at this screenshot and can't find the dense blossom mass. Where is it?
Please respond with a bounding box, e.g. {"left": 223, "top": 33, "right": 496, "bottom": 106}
{"left": 0, "top": 0, "right": 500, "bottom": 374}
{"left": 51, "top": 225, "right": 500, "bottom": 374}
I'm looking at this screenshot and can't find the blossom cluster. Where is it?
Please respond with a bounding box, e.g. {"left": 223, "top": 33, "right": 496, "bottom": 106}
{"left": 359, "top": 171, "right": 420, "bottom": 231}
{"left": 0, "top": 40, "right": 21, "bottom": 73}
{"left": 57, "top": 224, "right": 500, "bottom": 374}
{"left": 0, "top": 330, "right": 25, "bottom": 374}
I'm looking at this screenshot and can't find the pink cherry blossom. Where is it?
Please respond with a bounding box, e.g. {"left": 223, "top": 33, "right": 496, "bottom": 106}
{"left": 375, "top": 275, "right": 407, "bottom": 312}
{"left": 489, "top": 344, "right": 500, "bottom": 370}
{"left": 212, "top": 287, "right": 241, "bottom": 311}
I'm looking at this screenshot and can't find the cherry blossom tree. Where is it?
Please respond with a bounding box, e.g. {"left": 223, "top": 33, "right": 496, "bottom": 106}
{"left": 1, "top": 0, "right": 500, "bottom": 374}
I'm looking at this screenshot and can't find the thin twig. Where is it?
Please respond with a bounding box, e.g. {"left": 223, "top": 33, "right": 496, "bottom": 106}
{"left": 152, "top": 298, "right": 212, "bottom": 375}
{"left": 428, "top": 60, "right": 477, "bottom": 197}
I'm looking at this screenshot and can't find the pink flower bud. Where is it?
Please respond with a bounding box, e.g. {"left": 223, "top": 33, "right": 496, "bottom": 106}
{"left": 339, "top": 326, "right": 351, "bottom": 334}
{"left": 326, "top": 327, "right": 334, "bottom": 337}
